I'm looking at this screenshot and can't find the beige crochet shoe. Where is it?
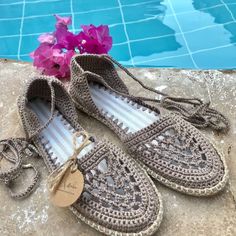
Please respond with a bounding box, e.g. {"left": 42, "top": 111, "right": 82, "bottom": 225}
{"left": 0, "top": 76, "right": 163, "bottom": 236}
{"left": 69, "top": 54, "right": 229, "bottom": 196}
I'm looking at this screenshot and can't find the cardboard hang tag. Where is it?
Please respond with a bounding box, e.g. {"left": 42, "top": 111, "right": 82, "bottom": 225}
{"left": 49, "top": 167, "right": 84, "bottom": 207}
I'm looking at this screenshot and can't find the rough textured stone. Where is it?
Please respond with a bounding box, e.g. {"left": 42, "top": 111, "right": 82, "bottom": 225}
{"left": 0, "top": 59, "right": 235, "bottom": 236}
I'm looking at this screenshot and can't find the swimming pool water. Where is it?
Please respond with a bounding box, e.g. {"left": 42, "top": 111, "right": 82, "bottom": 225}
{"left": 0, "top": 0, "right": 236, "bottom": 69}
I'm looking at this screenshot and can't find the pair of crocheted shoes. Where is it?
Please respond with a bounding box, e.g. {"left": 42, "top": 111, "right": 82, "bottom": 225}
{"left": 0, "top": 54, "right": 229, "bottom": 236}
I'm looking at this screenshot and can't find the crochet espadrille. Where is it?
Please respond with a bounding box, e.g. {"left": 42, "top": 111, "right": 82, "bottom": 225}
{"left": 0, "top": 76, "right": 163, "bottom": 236}
{"left": 69, "top": 54, "right": 229, "bottom": 196}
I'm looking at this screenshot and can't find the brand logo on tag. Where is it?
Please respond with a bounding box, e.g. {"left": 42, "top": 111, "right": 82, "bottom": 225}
{"left": 50, "top": 168, "right": 84, "bottom": 207}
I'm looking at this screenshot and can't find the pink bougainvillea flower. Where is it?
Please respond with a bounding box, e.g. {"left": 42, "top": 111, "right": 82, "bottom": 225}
{"left": 38, "top": 33, "right": 55, "bottom": 44}
{"left": 76, "top": 24, "right": 112, "bottom": 54}
{"left": 54, "top": 14, "right": 72, "bottom": 29}
{"left": 30, "top": 43, "right": 75, "bottom": 79}
{"left": 50, "top": 49, "right": 75, "bottom": 78}
{"left": 30, "top": 15, "right": 113, "bottom": 80}
{"left": 54, "top": 14, "right": 78, "bottom": 50}
{"left": 54, "top": 27, "right": 78, "bottom": 50}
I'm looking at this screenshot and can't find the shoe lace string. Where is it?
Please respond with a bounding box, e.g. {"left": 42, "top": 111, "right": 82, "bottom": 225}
{"left": 83, "top": 54, "right": 229, "bottom": 132}
{"left": 47, "top": 130, "right": 91, "bottom": 194}
{"left": 0, "top": 79, "right": 57, "bottom": 199}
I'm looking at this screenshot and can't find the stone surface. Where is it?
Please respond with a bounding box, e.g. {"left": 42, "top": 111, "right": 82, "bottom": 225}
{"left": 0, "top": 59, "right": 235, "bottom": 236}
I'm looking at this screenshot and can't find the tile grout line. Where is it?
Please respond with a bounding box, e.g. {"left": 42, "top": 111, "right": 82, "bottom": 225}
{"left": 17, "top": 0, "right": 26, "bottom": 61}
{"left": 1, "top": 2, "right": 236, "bottom": 22}
{"left": 0, "top": 0, "right": 157, "bottom": 7}
{"left": 0, "top": 0, "right": 60, "bottom": 6}
{"left": 1, "top": 0, "right": 235, "bottom": 66}
{"left": 1, "top": 19, "right": 235, "bottom": 42}
{"left": 110, "top": 14, "right": 234, "bottom": 28}
{"left": 70, "top": 0, "right": 75, "bottom": 33}
{"left": 112, "top": 20, "right": 235, "bottom": 46}
{"left": 220, "top": 0, "right": 236, "bottom": 22}
{"left": 167, "top": 0, "right": 199, "bottom": 69}
{"left": 117, "top": 0, "right": 134, "bottom": 67}
{"left": 134, "top": 43, "right": 236, "bottom": 65}
{"left": 3, "top": 42, "right": 235, "bottom": 61}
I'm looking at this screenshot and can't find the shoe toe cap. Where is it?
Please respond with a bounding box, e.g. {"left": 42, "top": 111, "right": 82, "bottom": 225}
{"left": 134, "top": 117, "right": 228, "bottom": 196}
{"left": 73, "top": 143, "right": 163, "bottom": 235}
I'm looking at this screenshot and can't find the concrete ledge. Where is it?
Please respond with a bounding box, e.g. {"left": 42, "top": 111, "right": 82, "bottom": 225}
{"left": 0, "top": 60, "right": 235, "bottom": 236}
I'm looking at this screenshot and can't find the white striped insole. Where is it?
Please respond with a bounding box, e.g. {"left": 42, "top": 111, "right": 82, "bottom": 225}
{"left": 89, "top": 83, "right": 159, "bottom": 133}
{"left": 29, "top": 99, "right": 95, "bottom": 166}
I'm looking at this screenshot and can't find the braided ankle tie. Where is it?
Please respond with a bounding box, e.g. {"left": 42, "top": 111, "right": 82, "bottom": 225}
{"left": 0, "top": 138, "right": 40, "bottom": 199}
{"left": 160, "top": 97, "right": 229, "bottom": 131}
{"left": 0, "top": 79, "right": 57, "bottom": 199}
{"left": 95, "top": 55, "right": 229, "bottom": 132}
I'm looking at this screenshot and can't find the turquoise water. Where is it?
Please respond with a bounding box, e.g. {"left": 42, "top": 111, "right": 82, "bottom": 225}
{"left": 0, "top": 0, "right": 236, "bottom": 69}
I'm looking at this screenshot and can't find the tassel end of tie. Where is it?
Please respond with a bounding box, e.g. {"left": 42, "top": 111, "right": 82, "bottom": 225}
{"left": 161, "top": 96, "right": 230, "bottom": 133}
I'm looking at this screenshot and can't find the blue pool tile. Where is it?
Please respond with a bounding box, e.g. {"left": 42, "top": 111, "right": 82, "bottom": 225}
{"left": 126, "top": 17, "right": 179, "bottom": 41}
{"left": 74, "top": 8, "right": 122, "bottom": 30}
{"left": 130, "top": 31, "right": 199, "bottom": 68}
{"left": 169, "top": 0, "right": 222, "bottom": 14}
{"left": 0, "top": 37, "right": 19, "bottom": 55}
{"left": 184, "top": 22, "right": 236, "bottom": 51}
{"left": 23, "top": 16, "right": 55, "bottom": 34}
{"left": 0, "top": 20, "right": 21, "bottom": 36}
{"left": 163, "top": 15, "right": 181, "bottom": 34}
{"left": 24, "top": 0, "right": 70, "bottom": 17}
{"left": 130, "top": 35, "right": 183, "bottom": 58}
{"left": 191, "top": 0, "right": 223, "bottom": 9}
{"left": 193, "top": 44, "right": 236, "bottom": 69}
{"left": 122, "top": 0, "right": 164, "bottom": 22}
{"left": 109, "top": 25, "right": 127, "bottom": 44}
{"left": 134, "top": 54, "right": 195, "bottom": 68}
{"left": 72, "top": 0, "right": 118, "bottom": 13}
{"left": 0, "top": 0, "right": 235, "bottom": 69}
{"left": 223, "top": 0, "right": 235, "bottom": 3}
{"left": 120, "top": 0, "right": 159, "bottom": 5}
{"left": 110, "top": 43, "right": 131, "bottom": 62}
{"left": 4, "top": 55, "right": 18, "bottom": 60}
{"left": 224, "top": 22, "right": 236, "bottom": 43}
{"left": 227, "top": 4, "right": 236, "bottom": 19}
{"left": 0, "top": 0, "right": 20, "bottom": 4}
{"left": 20, "top": 35, "right": 39, "bottom": 55}
{"left": 20, "top": 55, "right": 31, "bottom": 61}
{"left": 176, "top": 6, "right": 232, "bottom": 32}
{"left": 0, "top": 4, "right": 22, "bottom": 19}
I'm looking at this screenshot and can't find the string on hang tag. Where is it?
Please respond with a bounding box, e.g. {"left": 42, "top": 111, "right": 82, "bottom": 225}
{"left": 48, "top": 130, "right": 91, "bottom": 207}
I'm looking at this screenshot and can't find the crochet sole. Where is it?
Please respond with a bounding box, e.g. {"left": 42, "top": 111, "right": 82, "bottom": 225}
{"left": 74, "top": 97, "right": 229, "bottom": 197}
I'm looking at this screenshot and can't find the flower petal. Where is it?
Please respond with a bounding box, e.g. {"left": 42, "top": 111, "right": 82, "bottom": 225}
{"left": 54, "top": 27, "right": 78, "bottom": 50}
{"left": 54, "top": 14, "right": 72, "bottom": 29}
{"left": 38, "top": 33, "right": 56, "bottom": 44}
{"left": 30, "top": 43, "right": 74, "bottom": 80}
{"left": 76, "top": 24, "right": 112, "bottom": 54}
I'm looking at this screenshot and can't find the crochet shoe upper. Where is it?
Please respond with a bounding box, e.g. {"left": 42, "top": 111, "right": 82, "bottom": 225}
{"left": 69, "top": 54, "right": 229, "bottom": 196}
{"left": 17, "top": 76, "right": 163, "bottom": 235}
